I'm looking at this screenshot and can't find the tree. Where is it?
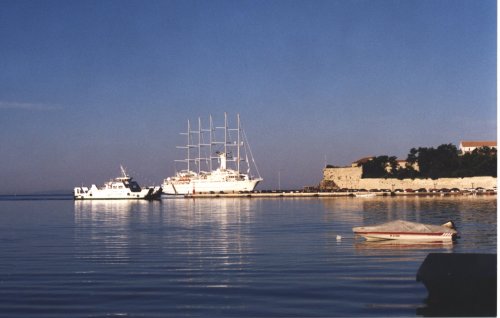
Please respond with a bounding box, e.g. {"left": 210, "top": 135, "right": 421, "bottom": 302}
{"left": 411, "top": 144, "right": 460, "bottom": 178}
{"left": 407, "top": 148, "right": 418, "bottom": 166}
{"left": 361, "top": 156, "right": 398, "bottom": 178}
{"left": 352, "top": 144, "right": 496, "bottom": 179}
{"left": 459, "top": 147, "right": 497, "bottom": 177}
{"left": 393, "top": 165, "right": 419, "bottom": 179}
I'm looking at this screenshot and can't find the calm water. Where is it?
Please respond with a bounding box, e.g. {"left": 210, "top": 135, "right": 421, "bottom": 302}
{"left": 0, "top": 195, "right": 496, "bottom": 317}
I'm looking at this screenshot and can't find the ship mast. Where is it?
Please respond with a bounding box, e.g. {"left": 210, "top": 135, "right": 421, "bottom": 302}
{"left": 199, "top": 115, "right": 213, "bottom": 173}
{"left": 177, "top": 119, "right": 194, "bottom": 172}
{"left": 224, "top": 112, "right": 228, "bottom": 159}
{"left": 197, "top": 117, "right": 202, "bottom": 174}
{"left": 209, "top": 115, "right": 213, "bottom": 171}
{"left": 186, "top": 120, "right": 191, "bottom": 172}
{"left": 237, "top": 113, "right": 241, "bottom": 173}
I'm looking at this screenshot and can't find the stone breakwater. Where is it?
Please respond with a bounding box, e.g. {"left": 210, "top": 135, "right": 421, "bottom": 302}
{"left": 321, "top": 166, "right": 497, "bottom": 191}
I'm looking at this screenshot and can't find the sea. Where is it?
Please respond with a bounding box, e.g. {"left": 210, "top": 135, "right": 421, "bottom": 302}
{"left": 0, "top": 194, "right": 496, "bottom": 317}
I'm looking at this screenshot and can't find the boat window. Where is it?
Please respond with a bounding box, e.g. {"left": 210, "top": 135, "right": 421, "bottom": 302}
{"left": 130, "top": 181, "right": 142, "bottom": 192}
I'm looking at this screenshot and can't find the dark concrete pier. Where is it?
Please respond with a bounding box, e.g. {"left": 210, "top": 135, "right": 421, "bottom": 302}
{"left": 179, "top": 189, "right": 495, "bottom": 198}
{"left": 416, "top": 253, "right": 497, "bottom": 316}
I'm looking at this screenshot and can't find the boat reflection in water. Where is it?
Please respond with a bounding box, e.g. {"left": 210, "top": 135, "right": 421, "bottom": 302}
{"left": 159, "top": 197, "right": 255, "bottom": 272}
{"left": 355, "top": 240, "right": 455, "bottom": 252}
{"left": 73, "top": 200, "right": 161, "bottom": 264}
{"left": 1, "top": 195, "right": 493, "bottom": 317}
{"left": 73, "top": 198, "right": 254, "bottom": 273}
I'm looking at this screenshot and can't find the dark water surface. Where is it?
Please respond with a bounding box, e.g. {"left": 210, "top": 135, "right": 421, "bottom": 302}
{"left": 0, "top": 195, "right": 496, "bottom": 317}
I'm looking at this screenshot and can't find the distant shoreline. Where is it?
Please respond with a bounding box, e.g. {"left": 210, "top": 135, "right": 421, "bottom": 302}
{"left": 0, "top": 193, "right": 71, "bottom": 197}
{"left": 1, "top": 189, "right": 496, "bottom": 200}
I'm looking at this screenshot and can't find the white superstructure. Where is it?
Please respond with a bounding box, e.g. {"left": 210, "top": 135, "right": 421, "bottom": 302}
{"left": 74, "top": 166, "right": 162, "bottom": 200}
{"left": 162, "top": 113, "right": 262, "bottom": 195}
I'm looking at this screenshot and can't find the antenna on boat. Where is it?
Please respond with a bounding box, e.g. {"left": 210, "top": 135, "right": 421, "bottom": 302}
{"left": 120, "top": 165, "right": 127, "bottom": 178}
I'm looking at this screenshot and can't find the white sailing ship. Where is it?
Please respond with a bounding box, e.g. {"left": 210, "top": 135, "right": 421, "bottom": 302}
{"left": 162, "top": 113, "right": 263, "bottom": 195}
{"left": 74, "top": 166, "right": 162, "bottom": 200}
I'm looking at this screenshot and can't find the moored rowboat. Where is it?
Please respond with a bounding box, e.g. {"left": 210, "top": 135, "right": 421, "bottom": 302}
{"left": 353, "top": 220, "right": 458, "bottom": 242}
{"left": 354, "top": 192, "right": 376, "bottom": 198}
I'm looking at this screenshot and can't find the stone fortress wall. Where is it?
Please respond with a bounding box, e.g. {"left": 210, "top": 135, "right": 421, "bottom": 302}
{"left": 321, "top": 166, "right": 497, "bottom": 190}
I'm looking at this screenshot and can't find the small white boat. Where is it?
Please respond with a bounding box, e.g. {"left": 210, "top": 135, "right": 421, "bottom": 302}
{"left": 353, "top": 220, "right": 458, "bottom": 242}
{"left": 74, "top": 166, "right": 162, "bottom": 200}
{"left": 354, "top": 192, "right": 376, "bottom": 198}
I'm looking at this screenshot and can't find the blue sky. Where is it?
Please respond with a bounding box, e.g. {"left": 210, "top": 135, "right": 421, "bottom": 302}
{"left": 0, "top": 0, "right": 496, "bottom": 194}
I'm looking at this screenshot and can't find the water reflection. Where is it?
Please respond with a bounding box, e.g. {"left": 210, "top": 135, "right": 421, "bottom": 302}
{"left": 322, "top": 196, "right": 496, "bottom": 250}
{"left": 73, "top": 200, "right": 147, "bottom": 264}
{"left": 70, "top": 196, "right": 496, "bottom": 316}
{"left": 160, "top": 198, "right": 255, "bottom": 272}
{"left": 1, "top": 195, "right": 496, "bottom": 317}
{"left": 355, "top": 240, "right": 454, "bottom": 251}
{"left": 161, "top": 197, "right": 253, "bottom": 227}
{"left": 322, "top": 196, "right": 497, "bottom": 260}
{"left": 73, "top": 198, "right": 255, "bottom": 272}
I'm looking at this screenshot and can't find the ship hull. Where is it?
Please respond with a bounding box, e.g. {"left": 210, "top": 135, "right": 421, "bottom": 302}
{"left": 162, "top": 179, "right": 261, "bottom": 195}
{"left": 354, "top": 231, "right": 455, "bottom": 242}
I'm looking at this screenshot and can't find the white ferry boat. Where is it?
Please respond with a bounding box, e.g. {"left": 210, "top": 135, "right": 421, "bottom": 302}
{"left": 162, "top": 113, "right": 263, "bottom": 195}
{"left": 74, "top": 166, "right": 162, "bottom": 200}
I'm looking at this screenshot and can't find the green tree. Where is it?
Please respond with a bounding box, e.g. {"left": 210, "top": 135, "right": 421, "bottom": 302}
{"left": 361, "top": 156, "right": 398, "bottom": 178}
{"left": 407, "top": 148, "right": 418, "bottom": 166}
{"left": 393, "top": 165, "right": 419, "bottom": 179}
{"left": 354, "top": 143, "right": 496, "bottom": 179}
{"left": 459, "top": 147, "right": 497, "bottom": 177}
{"left": 412, "top": 144, "right": 460, "bottom": 178}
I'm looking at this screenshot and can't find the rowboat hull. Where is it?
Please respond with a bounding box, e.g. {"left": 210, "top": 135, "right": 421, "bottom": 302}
{"left": 354, "top": 231, "right": 455, "bottom": 241}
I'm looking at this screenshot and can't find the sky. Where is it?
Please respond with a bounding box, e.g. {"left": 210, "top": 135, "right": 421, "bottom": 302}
{"left": 0, "top": 0, "right": 496, "bottom": 194}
